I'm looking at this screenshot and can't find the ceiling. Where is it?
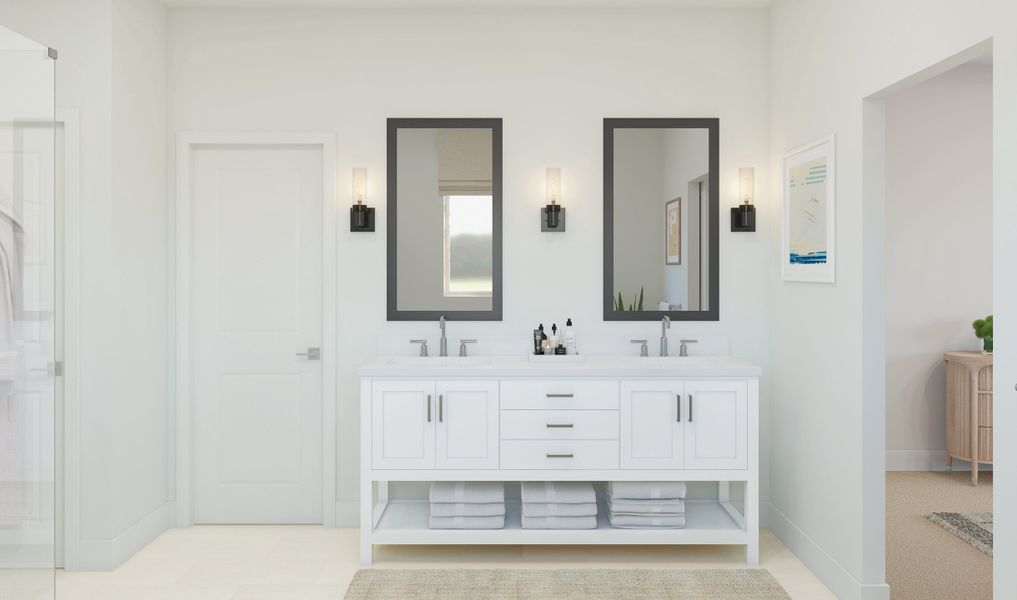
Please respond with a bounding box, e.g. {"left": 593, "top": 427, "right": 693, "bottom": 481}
{"left": 161, "top": 0, "right": 772, "bottom": 8}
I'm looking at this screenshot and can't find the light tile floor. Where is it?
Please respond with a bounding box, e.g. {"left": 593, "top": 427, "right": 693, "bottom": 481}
{"left": 52, "top": 526, "right": 837, "bottom": 599}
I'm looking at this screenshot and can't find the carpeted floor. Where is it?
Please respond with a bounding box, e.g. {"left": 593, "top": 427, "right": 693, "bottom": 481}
{"left": 886, "top": 471, "right": 992, "bottom": 600}
{"left": 343, "top": 568, "right": 791, "bottom": 599}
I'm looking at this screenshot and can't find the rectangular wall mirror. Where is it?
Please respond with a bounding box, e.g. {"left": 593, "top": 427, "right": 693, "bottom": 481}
{"left": 604, "top": 118, "right": 719, "bottom": 321}
{"left": 387, "top": 118, "right": 503, "bottom": 320}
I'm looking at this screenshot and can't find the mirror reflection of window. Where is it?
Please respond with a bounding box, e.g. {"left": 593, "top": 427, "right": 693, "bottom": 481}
{"left": 443, "top": 194, "right": 492, "bottom": 297}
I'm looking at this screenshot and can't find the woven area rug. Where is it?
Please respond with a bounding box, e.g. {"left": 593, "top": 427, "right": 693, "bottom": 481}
{"left": 343, "top": 568, "right": 791, "bottom": 599}
{"left": 927, "top": 512, "right": 993, "bottom": 556}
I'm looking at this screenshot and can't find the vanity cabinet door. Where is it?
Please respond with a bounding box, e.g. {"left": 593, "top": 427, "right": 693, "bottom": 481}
{"left": 371, "top": 380, "right": 436, "bottom": 469}
{"left": 683, "top": 380, "right": 748, "bottom": 470}
{"left": 436, "top": 380, "right": 500, "bottom": 469}
{"left": 620, "top": 380, "right": 684, "bottom": 469}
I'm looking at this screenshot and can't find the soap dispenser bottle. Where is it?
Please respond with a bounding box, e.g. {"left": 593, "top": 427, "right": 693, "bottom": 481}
{"left": 564, "top": 318, "right": 577, "bottom": 355}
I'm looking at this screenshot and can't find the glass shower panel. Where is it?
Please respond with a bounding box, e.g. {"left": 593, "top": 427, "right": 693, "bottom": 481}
{"left": 0, "top": 24, "right": 57, "bottom": 600}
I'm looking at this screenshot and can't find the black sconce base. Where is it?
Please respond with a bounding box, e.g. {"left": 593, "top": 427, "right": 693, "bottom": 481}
{"left": 730, "top": 205, "right": 755, "bottom": 232}
{"left": 350, "top": 206, "right": 375, "bottom": 232}
{"left": 541, "top": 206, "right": 566, "bottom": 232}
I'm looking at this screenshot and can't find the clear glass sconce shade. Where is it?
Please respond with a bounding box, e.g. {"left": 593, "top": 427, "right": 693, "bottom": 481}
{"left": 738, "top": 167, "right": 754, "bottom": 205}
{"left": 545, "top": 167, "right": 561, "bottom": 205}
{"left": 352, "top": 167, "right": 367, "bottom": 205}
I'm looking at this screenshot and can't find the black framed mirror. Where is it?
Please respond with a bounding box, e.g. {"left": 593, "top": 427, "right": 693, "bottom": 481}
{"left": 604, "top": 118, "right": 719, "bottom": 321}
{"left": 387, "top": 118, "right": 503, "bottom": 321}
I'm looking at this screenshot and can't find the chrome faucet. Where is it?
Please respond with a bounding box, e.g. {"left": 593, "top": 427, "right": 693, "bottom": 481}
{"left": 660, "top": 316, "right": 671, "bottom": 356}
{"left": 438, "top": 315, "right": 448, "bottom": 357}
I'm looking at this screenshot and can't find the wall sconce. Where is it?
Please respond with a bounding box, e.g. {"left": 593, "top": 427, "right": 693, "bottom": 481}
{"left": 731, "top": 166, "right": 756, "bottom": 232}
{"left": 541, "top": 167, "right": 565, "bottom": 232}
{"left": 350, "top": 167, "right": 374, "bottom": 232}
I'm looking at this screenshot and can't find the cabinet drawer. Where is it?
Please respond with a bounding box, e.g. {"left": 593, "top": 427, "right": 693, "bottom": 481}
{"left": 500, "top": 440, "right": 619, "bottom": 469}
{"left": 501, "top": 410, "right": 619, "bottom": 440}
{"left": 500, "top": 380, "right": 619, "bottom": 410}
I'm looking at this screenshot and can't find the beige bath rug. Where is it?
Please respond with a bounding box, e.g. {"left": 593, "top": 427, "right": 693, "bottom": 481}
{"left": 343, "top": 568, "right": 791, "bottom": 599}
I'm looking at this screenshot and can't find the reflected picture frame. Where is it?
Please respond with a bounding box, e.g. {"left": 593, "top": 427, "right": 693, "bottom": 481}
{"left": 665, "top": 197, "right": 681, "bottom": 265}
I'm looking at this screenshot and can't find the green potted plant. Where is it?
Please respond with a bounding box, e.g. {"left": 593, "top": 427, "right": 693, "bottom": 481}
{"left": 972, "top": 315, "right": 993, "bottom": 353}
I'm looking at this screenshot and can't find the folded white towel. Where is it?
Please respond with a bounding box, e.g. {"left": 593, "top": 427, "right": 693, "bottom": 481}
{"left": 429, "top": 515, "right": 505, "bottom": 530}
{"left": 430, "top": 502, "right": 506, "bottom": 518}
{"left": 609, "top": 513, "right": 686, "bottom": 528}
{"left": 521, "top": 481, "right": 596, "bottom": 504}
{"left": 429, "top": 482, "right": 505, "bottom": 504}
{"left": 607, "top": 497, "right": 685, "bottom": 515}
{"left": 522, "top": 502, "right": 597, "bottom": 518}
{"left": 521, "top": 515, "right": 597, "bottom": 530}
{"left": 608, "top": 481, "right": 687, "bottom": 500}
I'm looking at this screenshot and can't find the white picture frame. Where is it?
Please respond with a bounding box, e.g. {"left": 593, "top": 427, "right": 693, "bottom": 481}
{"left": 782, "top": 134, "right": 836, "bottom": 283}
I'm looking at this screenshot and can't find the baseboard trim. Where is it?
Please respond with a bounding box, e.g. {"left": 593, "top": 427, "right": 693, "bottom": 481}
{"left": 768, "top": 503, "right": 889, "bottom": 600}
{"left": 336, "top": 500, "right": 358, "bottom": 527}
{"left": 74, "top": 502, "right": 170, "bottom": 571}
{"left": 886, "top": 450, "right": 993, "bottom": 472}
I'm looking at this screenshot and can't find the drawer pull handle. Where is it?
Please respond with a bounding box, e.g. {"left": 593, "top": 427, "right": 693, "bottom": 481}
{"left": 546, "top": 453, "right": 574, "bottom": 458}
{"left": 546, "top": 423, "right": 574, "bottom": 428}
{"left": 546, "top": 393, "right": 575, "bottom": 398}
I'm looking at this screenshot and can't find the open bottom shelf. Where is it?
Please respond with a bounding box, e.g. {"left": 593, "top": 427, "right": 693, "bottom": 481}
{"left": 371, "top": 500, "right": 748, "bottom": 545}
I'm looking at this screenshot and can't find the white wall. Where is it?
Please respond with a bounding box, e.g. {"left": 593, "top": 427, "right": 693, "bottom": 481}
{"left": 768, "top": 1, "right": 1016, "bottom": 598}
{"left": 168, "top": 6, "right": 773, "bottom": 526}
{"left": 884, "top": 65, "right": 992, "bottom": 471}
{"left": 0, "top": 0, "right": 169, "bottom": 570}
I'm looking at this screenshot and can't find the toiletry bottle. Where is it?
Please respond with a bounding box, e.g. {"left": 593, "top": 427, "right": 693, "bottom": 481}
{"left": 533, "top": 325, "right": 544, "bottom": 355}
{"left": 550, "top": 324, "right": 558, "bottom": 348}
{"left": 564, "top": 318, "right": 577, "bottom": 355}
{"left": 540, "top": 325, "right": 549, "bottom": 354}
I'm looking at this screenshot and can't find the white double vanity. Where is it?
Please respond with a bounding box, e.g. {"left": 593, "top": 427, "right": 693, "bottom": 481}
{"left": 358, "top": 355, "right": 760, "bottom": 566}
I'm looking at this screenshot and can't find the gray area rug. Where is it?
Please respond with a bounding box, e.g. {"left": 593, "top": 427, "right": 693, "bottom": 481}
{"left": 927, "top": 512, "right": 993, "bottom": 556}
{"left": 344, "top": 568, "right": 791, "bottom": 599}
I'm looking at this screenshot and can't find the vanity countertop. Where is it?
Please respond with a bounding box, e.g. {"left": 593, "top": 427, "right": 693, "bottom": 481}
{"left": 358, "top": 355, "right": 761, "bottom": 378}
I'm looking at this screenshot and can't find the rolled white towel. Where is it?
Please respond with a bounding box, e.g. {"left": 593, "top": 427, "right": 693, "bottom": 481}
{"left": 607, "top": 497, "right": 685, "bottom": 515}
{"left": 608, "top": 481, "right": 687, "bottom": 500}
{"left": 430, "top": 502, "right": 506, "bottom": 518}
{"left": 521, "top": 515, "right": 597, "bottom": 530}
{"left": 521, "top": 481, "right": 596, "bottom": 504}
{"left": 429, "top": 515, "right": 505, "bottom": 530}
{"left": 609, "top": 513, "right": 686, "bottom": 528}
{"left": 522, "top": 502, "right": 597, "bottom": 518}
{"left": 429, "top": 482, "right": 505, "bottom": 504}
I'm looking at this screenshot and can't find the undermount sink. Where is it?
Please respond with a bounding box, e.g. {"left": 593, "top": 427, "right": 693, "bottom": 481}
{"left": 385, "top": 356, "right": 494, "bottom": 367}
{"left": 622, "top": 356, "right": 713, "bottom": 366}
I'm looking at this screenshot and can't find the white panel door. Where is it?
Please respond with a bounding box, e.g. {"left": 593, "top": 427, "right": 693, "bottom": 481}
{"left": 191, "top": 144, "right": 323, "bottom": 523}
{"left": 436, "top": 380, "right": 499, "bottom": 469}
{"left": 371, "top": 380, "right": 436, "bottom": 469}
{"left": 620, "top": 380, "right": 683, "bottom": 469}
{"left": 684, "top": 380, "right": 748, "bottom": 469}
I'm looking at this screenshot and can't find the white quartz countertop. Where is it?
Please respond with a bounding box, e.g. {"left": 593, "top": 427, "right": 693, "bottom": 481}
{"left": 358, "top": 355, "right": 762, "bottom": 378}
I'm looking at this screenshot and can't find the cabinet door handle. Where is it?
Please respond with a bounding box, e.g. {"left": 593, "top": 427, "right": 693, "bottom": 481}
{"left": 546, "top": 423, "right": 574, "bottom": 428}
{"left": 439, "top": 394, "right": 444, "bottom": 422}
{"left": 546, "top": 393, "right": 574, "bottom": 398}
{"left": 546, "top": 453, "right": 574, "bottom": 458}
{"left": 689, "top": 394, "right": 694, "bottom": 422}
{"left": 427, "top": 394, "right": 432, "bottom": 422}
{"left": 677, "top": 394, "right": 682, "bottom": 422}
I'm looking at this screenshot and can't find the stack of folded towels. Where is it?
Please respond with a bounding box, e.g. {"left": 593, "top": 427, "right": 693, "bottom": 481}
{"left": 429, "top": 482, "right": 505, "bottom": 529}
{"left": 607, "top": 481, "right": 687, "bottom": 529}
{"left": 520, "top": 481, "right": 598, "bottom": 529}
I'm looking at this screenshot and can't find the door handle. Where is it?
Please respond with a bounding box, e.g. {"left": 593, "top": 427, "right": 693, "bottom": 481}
{"left": 295, "top": 347, "right": 321, "bottom": 360}
{"left": 677, "top": 394, "right": 682, "bottom": 422}
{"left": 439, "top": 394, "right": 444, "bottom": 423}
{"left": 427, "top": 394, "right": 432, "bottom": 422}
{"left": 689, "top": 394, "right": 694, "bottom": 422}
